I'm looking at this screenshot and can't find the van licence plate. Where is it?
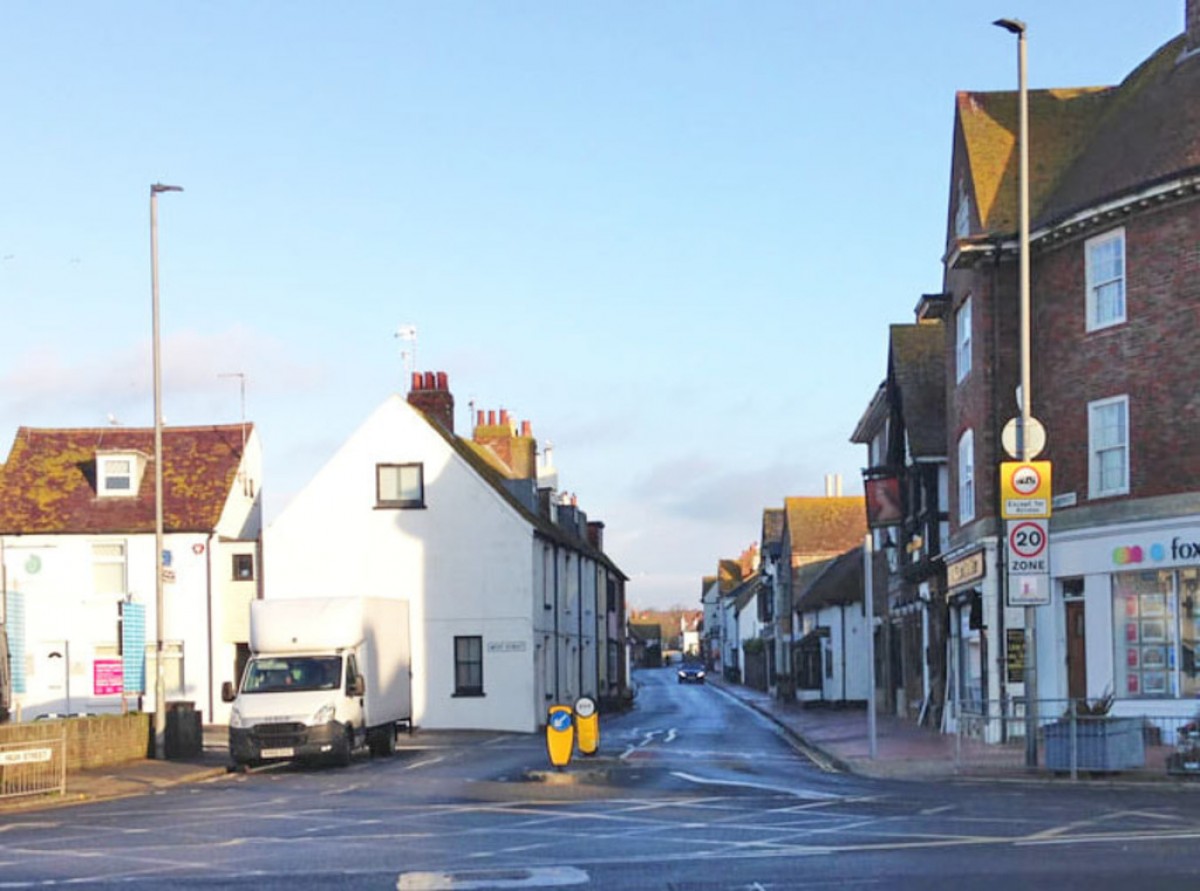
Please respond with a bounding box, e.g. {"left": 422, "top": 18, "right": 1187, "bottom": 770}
{"left": 261, "top": 747, "right": 295, "bottom": 759}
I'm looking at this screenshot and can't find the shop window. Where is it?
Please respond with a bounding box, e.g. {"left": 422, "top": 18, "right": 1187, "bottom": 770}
{"left": 1111, "top": 570, "right": 1200, "bottom": 699}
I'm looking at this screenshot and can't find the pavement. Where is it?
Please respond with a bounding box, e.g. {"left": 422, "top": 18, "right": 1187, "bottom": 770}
{"left": 4, "top": 682, "right": 1193, "bottom": 813}
{"left": 707, "top": 676, "right": 979, "bottom": 780}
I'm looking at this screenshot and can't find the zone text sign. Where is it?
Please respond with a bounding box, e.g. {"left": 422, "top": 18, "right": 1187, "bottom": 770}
{"left": 1007, "top": 519, "right": 1049, "bottom": 574}
{"left": 1000, "top": 461, "right": 1052, "bottom": 519}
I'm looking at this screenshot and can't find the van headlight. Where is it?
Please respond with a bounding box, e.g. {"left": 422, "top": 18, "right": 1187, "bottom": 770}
{"left": 311, "top": 703, "right": 336, "bottom": 726}
{"left": 229, "top": 706, "right": 245, "bottom": 729}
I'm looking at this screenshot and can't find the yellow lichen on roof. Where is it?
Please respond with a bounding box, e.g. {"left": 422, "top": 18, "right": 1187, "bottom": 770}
{"left": 959, "top": 86, "right": 1111, "bottom": 233}
{"left": 783, "top": 496, "right": 866, "bottom": 559}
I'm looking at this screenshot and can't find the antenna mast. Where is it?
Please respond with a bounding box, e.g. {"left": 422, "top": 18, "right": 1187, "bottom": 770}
{"left": 395, "top": 324, "right": 418, "bottom": 378}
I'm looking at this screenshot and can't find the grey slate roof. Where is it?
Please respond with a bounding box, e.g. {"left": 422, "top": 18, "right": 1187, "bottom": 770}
{"left": 889, "top": 322, "right": 947, "bottom": 460}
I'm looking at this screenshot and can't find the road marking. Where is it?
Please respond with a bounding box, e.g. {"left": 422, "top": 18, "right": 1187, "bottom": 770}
{"left": 406, "top": 756, "right": 446, "bottom": 770}
{"left": 619, "top": 730, "right": 662, "bottom": 761}
{"left": 670, "top": 771, "right": 841, "bottom": 800}
{"left": 397, "top": 865, "right": 589, "bottom": 889}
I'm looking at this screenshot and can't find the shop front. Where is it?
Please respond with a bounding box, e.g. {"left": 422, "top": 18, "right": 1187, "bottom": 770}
{"left": 944, "top": 541, "right": 1003, "bottom": 735}
{"left": 1051, "top": 518, "right": 1200, "bottom": 721}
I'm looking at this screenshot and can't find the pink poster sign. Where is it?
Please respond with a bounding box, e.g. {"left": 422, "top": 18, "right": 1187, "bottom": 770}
{"left": 93, "top": 659, "right": 124, "bottom": 696}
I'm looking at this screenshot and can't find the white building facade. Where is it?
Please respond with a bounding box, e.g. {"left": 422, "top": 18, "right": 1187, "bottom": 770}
{"left": 265, "top": 374, "right": 626, "bottom": 734}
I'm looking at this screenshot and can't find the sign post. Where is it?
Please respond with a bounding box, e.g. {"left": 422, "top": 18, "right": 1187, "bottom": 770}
{"left": 1001, "top": 460, "right": 1052, "bottom": 769}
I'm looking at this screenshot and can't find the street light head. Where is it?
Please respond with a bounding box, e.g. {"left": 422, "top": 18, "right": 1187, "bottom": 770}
{"left": 993, "top": 17, "right": 1026, "bottom": 35}
{"left": 151, "top": 183, "right": 184, "bottom": 194}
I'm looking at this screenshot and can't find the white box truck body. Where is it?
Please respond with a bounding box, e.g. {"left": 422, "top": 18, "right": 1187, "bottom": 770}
{"left": 224, "top": 597, "right": 411, "bottom": 767}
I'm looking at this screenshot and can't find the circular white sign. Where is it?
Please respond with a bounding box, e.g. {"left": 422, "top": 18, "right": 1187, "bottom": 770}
{"left": 1009, "top": 521, "right": 1047, "bottom": 559}
{"left": 1002, "top": 417, "right": 1046, "bottom": 460}
{"left": 574, "top": 696, "right": 596, "bottom": 719}
{"left": 1011, "top": 464, "right": 1041, "bottom": 496}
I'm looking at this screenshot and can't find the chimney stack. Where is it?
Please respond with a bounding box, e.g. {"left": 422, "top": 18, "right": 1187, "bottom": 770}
{"left": 407, "top": 370, "right": 455, "bottom": 433}
{"left": 473, "top": 407, "right": 537, "bottom": 479}
{"left": 586, "top": 521, "right": 605, "bottom": 552}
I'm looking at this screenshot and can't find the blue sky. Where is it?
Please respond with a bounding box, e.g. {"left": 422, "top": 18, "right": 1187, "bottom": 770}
{"left": 0, "top": 1, "right": 1185, "bottom": 609}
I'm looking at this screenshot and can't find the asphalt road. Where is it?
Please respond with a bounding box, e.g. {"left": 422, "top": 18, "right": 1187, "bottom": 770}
{"left": 2, "top": 669, "right": 1200, "bottom": 889}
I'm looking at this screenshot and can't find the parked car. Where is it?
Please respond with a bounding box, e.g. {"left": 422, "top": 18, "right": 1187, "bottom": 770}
{"left": 677, "top": 664, "right": 706, "bottom": 684}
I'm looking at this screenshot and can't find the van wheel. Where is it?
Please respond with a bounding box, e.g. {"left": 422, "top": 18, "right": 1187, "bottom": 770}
{"left": 369, "top": 726, "right": 396, "bottom": 758}
{"left": 333, "top": 725, "right": 354, "bottom": 767}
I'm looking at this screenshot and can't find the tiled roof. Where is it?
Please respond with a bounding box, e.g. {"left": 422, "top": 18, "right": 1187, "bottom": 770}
{"left": 889, "top": 322, "right": 946, "bottom": 459}
{"left": 412, "top": 402, "right": 628, "bottom": 580}
{"left": 783, "top": 496, "right": 867, "bottom": 559}
{"left": 718, "top": 559, "right": 742, "bottom": 594}
{"left": 1039, "top": 37, "right": 1200, "bottom": 226}
{"left": 959, "top": 36, "right": 1200, "bottom": 235}
{"left": 958, "top": 86, "right": 1109, "bottom": 234}
{"left": 761, "top": 508, "right": 785, "bottom": 553}
{"left": 795, "top": 546, "right": 864, "bottom": 612}
{"left": 732, "top": 573, "right": 761, "bottom": 613}
{"left": 0, "top": 425, "right": 250, "bottom": 534}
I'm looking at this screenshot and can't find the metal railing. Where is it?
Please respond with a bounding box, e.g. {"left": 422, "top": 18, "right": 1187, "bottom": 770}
{"left": 953, "top": 698, "right": 1200, "bottom": 778}
{"left": 0, "top": 733, "right": 67, "bottom": 801}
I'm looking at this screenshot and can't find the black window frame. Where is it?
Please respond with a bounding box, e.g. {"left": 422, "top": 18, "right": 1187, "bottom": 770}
{"left": 232, "top": 553, "right": 255, "bottom": 581}
{"left": 376, "top": 462, "right": 425, "bottom": 509}
{"left": 453, "top": 635, "right": 484, "bottom": 697}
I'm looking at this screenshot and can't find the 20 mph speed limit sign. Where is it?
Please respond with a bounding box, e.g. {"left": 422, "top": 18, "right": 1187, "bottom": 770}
{"left": 1007, "top": 519, "right": 1048, "bottom": 573}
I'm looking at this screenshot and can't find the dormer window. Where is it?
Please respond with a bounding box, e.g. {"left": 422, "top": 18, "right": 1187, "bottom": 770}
{"left": 97, "top": 451, "right": 146, "bottom": 498}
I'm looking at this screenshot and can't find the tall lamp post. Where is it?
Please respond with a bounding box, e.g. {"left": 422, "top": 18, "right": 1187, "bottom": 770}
{"left": 993, "top": 17, "right": 1039, "bottom": 768}
{"left": 150, "top": 182, "right": 183, "bottom": 759}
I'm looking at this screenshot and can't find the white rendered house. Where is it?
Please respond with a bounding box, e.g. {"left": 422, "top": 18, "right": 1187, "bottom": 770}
{"left": 0, "top": 424, "right": 262, "bottom": 724}
{"left": 265, "top": 372, "right": 627, "bottom": 733}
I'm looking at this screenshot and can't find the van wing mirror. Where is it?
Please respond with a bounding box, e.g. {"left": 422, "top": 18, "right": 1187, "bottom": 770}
{"left": 350, "top": 676, "right": 365, "bottom": 697}
{"left": 221, "top": 681, "right": 236, "bottom": 703}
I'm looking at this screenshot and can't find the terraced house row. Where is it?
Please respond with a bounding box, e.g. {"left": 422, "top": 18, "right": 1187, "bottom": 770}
{"left": 709, "top": 1, "right": 1200, "bottom": 742}
{"left": 0, "top": 372, "right": 629, "bottom": 732}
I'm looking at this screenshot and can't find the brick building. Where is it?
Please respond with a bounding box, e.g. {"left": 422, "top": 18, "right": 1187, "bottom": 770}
{"left": 942, "top": 1, "right": 1200, "bottom": 724}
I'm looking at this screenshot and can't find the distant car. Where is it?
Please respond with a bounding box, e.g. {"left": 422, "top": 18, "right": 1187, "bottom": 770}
{"left": 677, "top": 664, "right": 706, "bottom": 684}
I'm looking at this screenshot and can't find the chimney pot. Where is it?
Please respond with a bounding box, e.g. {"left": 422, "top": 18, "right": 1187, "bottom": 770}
{"left": 476, "top": 410, "right": 485, "bottom": 427}
{"left": 436, "top": 371, "right": 448, "bottom": 390}
{"left": 521, "top": 420, "right": 532, "bottom": 437}
{"left": 487, "top": 410, "right": 496, "bottom": 426}
{"left": 407, "top": 369, "right": 454, "bottom": 433}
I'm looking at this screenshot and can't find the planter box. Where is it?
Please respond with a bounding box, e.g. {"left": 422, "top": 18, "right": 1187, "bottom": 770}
{"left": 1044, "top": 717, "right": 1146, "bottom": 772}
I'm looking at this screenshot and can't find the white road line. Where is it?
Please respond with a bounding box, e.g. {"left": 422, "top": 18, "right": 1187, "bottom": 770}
{"left": 406, "top": 756, "right": 446, "bottom": 770}
{"left": 397, "top": 865, "right": 589, "bottom": 890}
{"left": 670, "top": 771, "right": 842, "bottom": 800}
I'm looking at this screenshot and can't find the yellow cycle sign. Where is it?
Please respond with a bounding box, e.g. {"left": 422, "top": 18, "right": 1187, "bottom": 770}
{"left": 1000, "top": 461, "right": 1052, "bottom": 519}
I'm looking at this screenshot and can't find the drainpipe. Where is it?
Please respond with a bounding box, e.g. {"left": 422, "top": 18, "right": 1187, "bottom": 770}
{"left": 206, "top": 533, "right": 215, "bottom": 723}
{"left": 841, "top": 603, "right": 848, "bottom": 701}
{"left": 553, "top": 546, "right": 560, "bottom": 703}
{"left": 578, "top": 553, "right": 584, "bottom": 699}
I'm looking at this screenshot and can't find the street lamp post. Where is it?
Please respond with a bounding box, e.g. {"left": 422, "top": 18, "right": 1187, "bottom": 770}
{"left": 150, "top": 182, "right": 183, "bottom": 760}
{"left": 993, "top": 17, "right": 1039, "bottom": 768}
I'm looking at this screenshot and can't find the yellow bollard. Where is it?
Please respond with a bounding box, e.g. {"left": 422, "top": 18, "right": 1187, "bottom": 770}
{"left": 575, "top": 696, "right": 599, "bottom": 756}
{"left": 546, "top": 705, "right": 574, "bottom": 769}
